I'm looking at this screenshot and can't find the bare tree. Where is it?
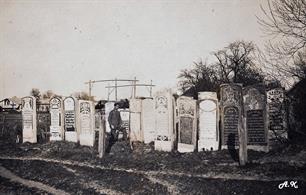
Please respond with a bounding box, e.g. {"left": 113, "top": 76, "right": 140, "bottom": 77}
{"left": 258, "top": 0, "right": 306, "bottom": 80}
{"left": 178, "top": 60, "right": 218, "bottom": 98}
{"left": 42, "top": 90, "right": 55, "bottom": 100}
{"left": 72, "top": 91, "right": 94, "bottom": 101}
{"left": 212, "top": 41, "right": 265, "bottom": 85}
{"left": 30, "top": 88, "right": 41, "bottom": 103}
{"left": 178, "top": 41, "right": 265, "bottom": 98}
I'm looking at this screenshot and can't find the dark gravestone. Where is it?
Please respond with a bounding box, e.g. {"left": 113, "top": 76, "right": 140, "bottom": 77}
{"left": 243, "top": 85, "right": 268, "bottom": 151}
{"left": 267, "top": 88, "right": 287, "bottom": 145}
{"left": 220, "top": 84, "right": 243, "bottom": 148}
{"left": 177, "top": 96, "right": 197, "bottom": 153}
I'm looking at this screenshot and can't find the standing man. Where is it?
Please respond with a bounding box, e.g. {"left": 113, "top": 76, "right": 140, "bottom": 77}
{"left": 106, "top": 103, "right": 122, "bottom": 152}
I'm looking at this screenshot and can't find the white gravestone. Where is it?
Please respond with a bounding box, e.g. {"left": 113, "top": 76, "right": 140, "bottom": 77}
{"left": 154, "top": 89, "right": 175, "bottom": 152}
{"left": 105, "top": 102, "right": 115, "bottom": 133}
{"left": 129, "top": 98, "right": 143, "bottom": 142}
{"left": 22, "top": 96, "right": 37, "bottom": 143}
{"left": 64, "top": 97, "right": 78, "bottom": 142}
{"left": 198, "top": 92, "right": 219, "bottom": 151}
{"left": 142, "top": 98, "right": 155, "bottom": 144}
{"left": 267, "top": 88, "right": 287, "bottom": 145}
{"left": 177, "top": 96, "right": 197, "bottom": 153}
{"left": 78, "top": 100, "right": 95, "bottom": 146}
{"left": 119, "top": 108, "right": 130, "bottom": 139}
{"left": 50, "top": 97, "right": 64, "bottom": 141}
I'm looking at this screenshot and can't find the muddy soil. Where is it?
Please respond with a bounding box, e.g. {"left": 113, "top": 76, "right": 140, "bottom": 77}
{"left": 0, "top": 138, "right": 305, "bottom": 194}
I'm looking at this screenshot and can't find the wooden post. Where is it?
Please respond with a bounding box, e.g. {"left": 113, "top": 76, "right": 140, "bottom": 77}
{"left": 239, "top": 113, "right": 248, "bottom": 166}
{"left": 98, "top": 114, "right": 105, "bottom": 158}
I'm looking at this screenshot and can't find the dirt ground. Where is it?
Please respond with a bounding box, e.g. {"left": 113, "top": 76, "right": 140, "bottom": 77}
{"left": 0, "top": 138, "right": 305, "bottom": 195}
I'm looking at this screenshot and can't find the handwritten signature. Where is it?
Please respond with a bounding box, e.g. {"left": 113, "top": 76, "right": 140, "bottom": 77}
{"left": 278, "top": 181, "right": 298, "bottom": 189}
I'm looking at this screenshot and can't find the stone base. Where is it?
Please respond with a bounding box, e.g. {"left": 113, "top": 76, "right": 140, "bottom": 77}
{"left": 198, "top": 139, "right": 219, "bottom": 151}
{"left": 23, "top": 137, "right": 37, "bottom": 143}
{"left": 79, "top": 133, "right": 94, "bottom": 147}
{"left": 154, "top": 140, "right": 173, "bottom": 152}
{"left": 177, "top": 143, "right": 195, "bottom": 153}
{"left": 143, "top": 130, "right": 155, "bottom": 144}
{"left": 247, "top": 145, "right": 269, "bottom": 152}
{"left": 65, "top": 132, "right": 78, "bottom": 143}
{"left": 50, "top": 133, "right": 63, "bottom": 141}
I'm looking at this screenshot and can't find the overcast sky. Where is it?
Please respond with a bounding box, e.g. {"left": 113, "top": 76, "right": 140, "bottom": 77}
{"left": 0, "top": 0, "right": 268, "bottom": 100}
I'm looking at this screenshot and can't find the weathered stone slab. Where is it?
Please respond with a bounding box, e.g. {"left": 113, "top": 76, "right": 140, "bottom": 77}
{"left": 22, "top": 96, "right": 37, "bottom": 143}
{"left": 220, "top": 84, "right": 243, "bottom": 149}
{"left": 64, "top": 97, "right": 78, "bottom": 142}
{"left": 198, "top": 92, "right": 219, "bottom": 151}
{"left": 267, "top": 88, "right": 287, "bottom": 145}
{"left": 105, "top": 102, "right": 115, "bottom": 133}
{"left": 119, "top": 108, "right": 130, "bottom": 139}
{"left": 154, "top": 89, "right": 175, "bottom": 152}
{"left": 243, "top": 85, "right": 268, "bottom": 151}
{"left": 142, "top": 98, "right": 155, "bottom": 144}
{"left": 129, "top": 98, "right": 143, "bottom": 142}
{"left": 177, "top": 96, "right": 197, "bottom": 153}
{"left": 78, "top": 100, "right": 95, "bottom": 146}
{"left": 50, "top": 97, "right": 64, "bottom": 141}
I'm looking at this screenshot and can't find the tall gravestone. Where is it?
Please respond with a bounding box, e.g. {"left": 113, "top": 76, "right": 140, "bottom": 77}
{"left": 177, "top": 96, "right": 197, "bottom": 153}
{"left": 267, "top": 88, "right": 287, "bottom": 145}
{"left": 22, "top": 96, "right": 37, "bottom": 143}
{"left": 220, "top": 84, "right": 243, "bottom": 149}
{"left": 105, "top": 102, "right": 115, "bottom": 133}
{"left": 119, "top": 108, "right": 130, "bottom": 139}
{"left": 142, "top": 98, "right": 155, "bottom": 144}
{"left": 198, "top": 92, "right": 219, "bottom": 151}
{"left": 129, "top": 98, "right": 143, "bottom": 142}
{"left": 154, "top": 89, "right": 175, "bottom": 152}
{"left": 64, "top": 97, "right": 78, "bottom": 142}
{"left": 50, "top": 97, "right": 64, "bottom": 141}
{"left": 78, "top": 100, "right": 95, "bottom": 146}
{"left": 243, "top": 85, "right": 268, "bottom": 151}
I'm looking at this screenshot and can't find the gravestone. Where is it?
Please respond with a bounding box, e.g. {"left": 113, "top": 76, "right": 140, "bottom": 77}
{"left": 243, "top": 85, "right": 268, "bottom": 151}
{"left": 49, "top": 97, "right": 64, "bottom": 141}
{"left": 105, "top": 102, "right": 115, "bottom": 133}
{"left": 177, "top": 96, "right": 197, "bottom": 153}
{"left": 220, "top": 84, "right": 243, "bottom": 148}
{"left": 119, "top": 108, "right": 130, "bottom": 139}
{"left": 154, "top": 89, "right": 175, "bottom": 152}
{"left": 267, "top": 88, "right": 287, "bottom": 145}
{"left": 129, "top": 98, "right": 143, "bottom": 142}
{"left": 198, "top": 92, "right": 219, "bottom": 151}
{"left": 78, "top": 100, "right": 95, "bottom": 146}
{"left": 142, "top": 98, "right": 155, "bottom": 144}
{"left": 22, "top": 96, "right": 37, "bottom": 143}
{"left": 64, "top": 97, "right": 78, "bottom": 142}
{"left": 36, "top": 103, "right": 50, "bottom": 143}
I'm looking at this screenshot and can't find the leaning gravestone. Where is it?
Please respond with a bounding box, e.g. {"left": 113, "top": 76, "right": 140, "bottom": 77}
{"left": 243, "top": 85, "right": 268, "bottom": 151}
{"left": 105, "top": 102, "right": 115, "bottom": 133}
{"left": 220, "top": 84, "right": 243, "bottom": 149}
{"left": 129, "top": 98, "right": 143, "bottom": 142}
{"left": 22, "top": 96, "right": 37, "bottom": 143}
{"left": 198, "top": 92, "right": 219, "bottom": 151}
{"left": 50, "top": 97, "right": 64, "bottom": 141}
{"left": 267, "top": 88, "right": 287, "bottom": 145}
{"left": 78, "top": 100, "right": 95, "bottom": 146}
{"left": 177, "top": 96, "right": 197, "bottom": 153}
{"left": 154, "top": 89, "right": 175, "bottom": 152}
{"left": 64, "top": 97, "right": 78, "bottom": 142}
{"left": 142, "top": 98, "right": 155, "bottom": 144}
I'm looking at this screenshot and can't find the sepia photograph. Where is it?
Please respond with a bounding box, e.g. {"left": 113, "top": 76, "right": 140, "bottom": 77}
{"left": 0, "top": 0, "right": 305, "bottom": 194}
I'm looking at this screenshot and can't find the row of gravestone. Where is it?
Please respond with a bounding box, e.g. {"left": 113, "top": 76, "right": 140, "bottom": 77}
{"left": 129, "top": 84, "right": 287, "bottom": 152}
{"left": 21, "top": 83, "right": 286, "bottom": 153}
{"left": 21, "top": 96, "right": 98, "bottom": 147}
